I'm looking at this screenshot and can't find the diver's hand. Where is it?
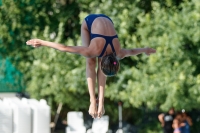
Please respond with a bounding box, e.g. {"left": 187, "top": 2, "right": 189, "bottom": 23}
{"left": 145, "top": 48, "right": 156, "bottom": 55}
{"left": 26, "top": 39, "right": 43, "bottom": 48}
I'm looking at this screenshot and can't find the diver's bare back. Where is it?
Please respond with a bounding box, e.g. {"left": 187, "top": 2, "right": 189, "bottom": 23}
{"left": 89, "top": 17, "right": 121, "bottom": 57}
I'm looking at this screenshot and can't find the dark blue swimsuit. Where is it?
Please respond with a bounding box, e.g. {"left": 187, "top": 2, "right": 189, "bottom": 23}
{"left": 85, "top": 14, "right": 118, "bottom": 57}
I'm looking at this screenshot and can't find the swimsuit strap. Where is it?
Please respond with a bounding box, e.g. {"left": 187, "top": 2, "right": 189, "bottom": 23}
{"left": 95, "top": 34, "right": 118, "bottom": 57}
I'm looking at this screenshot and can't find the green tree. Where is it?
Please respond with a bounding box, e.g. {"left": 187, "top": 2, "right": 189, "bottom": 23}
{"left": 119, "top": 0, "right": 200, "bottom": 111}
{"left": 0, "top": 0, "right": 86, "bottom": 113}
{"left": 0, "top": 0, "right": 80, "bottom": 63}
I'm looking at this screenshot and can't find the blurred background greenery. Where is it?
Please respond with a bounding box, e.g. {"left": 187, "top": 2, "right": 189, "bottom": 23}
{"left": 0, "top": 0, "right": 200, "bottom": 132}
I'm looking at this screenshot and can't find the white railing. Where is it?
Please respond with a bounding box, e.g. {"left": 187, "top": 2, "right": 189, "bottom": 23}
{"left": 0, "top": 98, "right": 51, "bottom": 133}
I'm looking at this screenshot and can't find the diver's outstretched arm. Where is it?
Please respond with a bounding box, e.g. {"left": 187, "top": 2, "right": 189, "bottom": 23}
{"left": 118, "top": 48, "right": 156, "bottom": 59}
{"left": 26, "top": 39, "right": 98, "bottom": 58}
